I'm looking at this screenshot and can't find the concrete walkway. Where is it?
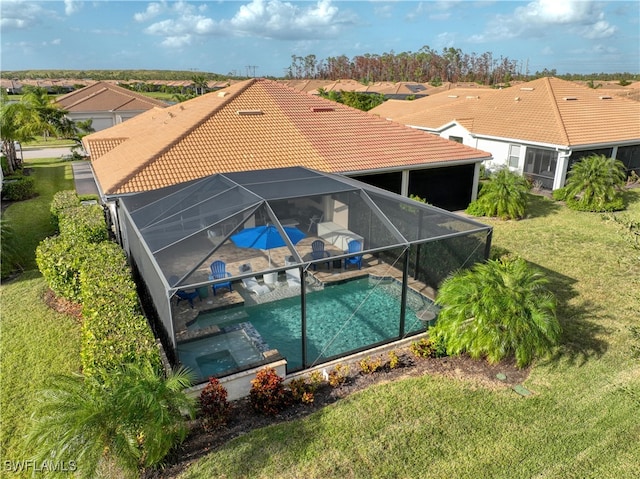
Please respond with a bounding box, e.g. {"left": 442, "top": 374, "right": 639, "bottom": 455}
{"left": 71, "top": 161, "right": 100, "bottom": 196}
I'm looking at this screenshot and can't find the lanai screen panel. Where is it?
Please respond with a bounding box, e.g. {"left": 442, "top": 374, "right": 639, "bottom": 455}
{"left": 364, "top": 189, "right": 489, "bottom": 243}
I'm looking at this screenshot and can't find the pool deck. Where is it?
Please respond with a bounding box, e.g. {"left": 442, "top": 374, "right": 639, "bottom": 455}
{"left": 172, "top": 254, "right": 437, "bottom": 343}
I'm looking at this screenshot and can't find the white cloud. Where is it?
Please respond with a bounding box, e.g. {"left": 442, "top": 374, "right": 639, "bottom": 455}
{"left": 471, "top": 0, "right": 617, "bottom": 43}
{"left": 51, "top": 38, "right": 62, "bottom": 45}
{"left": 162, "top": 35, "right": 193, "bottom": 48}
{"left": 64, "top": 0, "right": 81, "bottom": 16}
{"left": 0, "top": 0, "right": 48, "bottom": 30}
{"left": 140, "top": 0, "right": 353, "bottom": 47}
{"left": 229, "top": 0, "right": 349, "bottom": 40}
{"left": 134, "top": 2, "right": 165, "bottom": 23}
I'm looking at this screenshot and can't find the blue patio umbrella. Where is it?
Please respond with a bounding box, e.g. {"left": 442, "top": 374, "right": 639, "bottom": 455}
{"left": 231, "top": 224, "right": 305, "bottom": 267}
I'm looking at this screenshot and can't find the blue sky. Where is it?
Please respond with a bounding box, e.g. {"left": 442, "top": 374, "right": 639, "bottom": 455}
{"left": 1, "top": 0, "right": 638, "bottom": 77}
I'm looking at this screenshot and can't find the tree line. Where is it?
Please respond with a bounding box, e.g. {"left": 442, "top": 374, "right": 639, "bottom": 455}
{"left": 286, "top": 47, "right": 638, "bottom": 85}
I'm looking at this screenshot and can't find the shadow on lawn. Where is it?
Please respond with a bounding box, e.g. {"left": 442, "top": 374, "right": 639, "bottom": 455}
{"left": 530, "top": 261, "right": 609, "bottom": 368}
{"left": 526, "top": 192, "right": 562, "bottom": 218}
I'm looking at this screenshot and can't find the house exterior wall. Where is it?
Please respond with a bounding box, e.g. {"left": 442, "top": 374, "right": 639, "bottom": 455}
{"left": 67, "top": 110, "right": 147, "bottom": 132}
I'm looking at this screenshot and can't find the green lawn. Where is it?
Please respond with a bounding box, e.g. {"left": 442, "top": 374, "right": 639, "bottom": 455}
{"left": 1, "top": 158, "right": 74, "bottom": 277}
{"left": 0, "top": 158, "right": 81, "bottom": 472}
{"left": 180, "top": 191, "right": 640, "bottom": 479}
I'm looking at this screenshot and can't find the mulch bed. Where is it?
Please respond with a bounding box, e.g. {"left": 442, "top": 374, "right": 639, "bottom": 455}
{"left": 145, "top": 351, "right": 529, "bottom": 479}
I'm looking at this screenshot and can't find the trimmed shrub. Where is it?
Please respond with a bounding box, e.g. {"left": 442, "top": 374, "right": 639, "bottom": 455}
{"left": 35, "top": 235, "right": 87, "bottom": 302}
{"left": 50, "top": 190, "right": 81, "bottom": 223}
{"left": 250, "top": 367, "right": 290, "bottom": 415}
{"left": 566, "top": 195, "right": 625, "bottom": 213}
{"left": 327, "top": 363, "right": 349, "bottom": 387}
{"left": 199, "top": 377, "right": 232, "bottom": 431}
{"left": 79, "top": 242, "right": 160, "bottom": 378}
{"left": 59, "top": 205, "right": 108, "bottom": 243}
{"left": 2, "top": 176, "right": 35, "bottom": 201}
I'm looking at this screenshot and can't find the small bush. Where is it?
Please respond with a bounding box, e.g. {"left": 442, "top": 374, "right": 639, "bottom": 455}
{"left": 359, "top": 356, "right": 382, "bottom": 374}
{"left": 552, "top": 187, "right": 568, "bottom": 201}
{"left": 410, "top": 337, "right": 438, "bottom": 359}
{"left": 464, "top": 200, "right": 486, "bottom": 217}
{"left": 288, "top": 377, "right": 316, "bottom": 404}
{"left": 327, "top": 363, "right": 349, "bottom": 387}
{"left": 388, "top": 350, "right": 400, "bottom": 369}
{"left": 250, "top": 367, "right": 290, "bottom": 415}
{"left": 2, "top": 176, "right": 35, "bottom": 201}
{"left": 566, "top": 195, "right": 625, "bottom": 212}
{"left": 199, "top": 377, "right": 232, "bottom": 431}
{"left": 35, "top": 235, "right": 87, "bottom": 302}
{"left": 58, "top": 205, "right": 108, "bottom": 243}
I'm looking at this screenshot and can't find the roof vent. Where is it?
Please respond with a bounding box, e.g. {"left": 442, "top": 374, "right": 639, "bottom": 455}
{"left": 466, "top": 95, "right": 479, "bottom": 99}
{"left": 520, "top": 87, "right": 535, "bottom": 91}
{"left": 217, "top": 91, "right": 228, "bottom": 97}
{"left": 447, "top": 95, "right": 458, "bottom": 98}
{"left": 310, "top": 107, "right": 335, "bottom": 112}
{"left": 236, "top": 109, "right": 264, "bottom": 115}
{"left": 563, "top": 97, "right": 578, "bottom": 101}
{"left": 514, "top": 97, "right": 521, "bottom": 102}
{"left": 599, "top": 95, "right": 613, "bottom": 100}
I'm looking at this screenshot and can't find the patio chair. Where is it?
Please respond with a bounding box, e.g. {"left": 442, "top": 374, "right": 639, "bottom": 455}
{"left": 307, "top": 213, "right": 323, "bottom": 233}
{"left": 209, "top": 260, "right": 233, "bottom": 295}
{"left": 285, "top": 257, "right": 302, "bottom": 287}
{"left": 169, "top": 275, "right": 200, "bottom": 308}
{"left": 238, "top": 264, "right": 270, "bottom": 296}
{"left": 344, "top": 240, "right": 363, "bottom": 270}
{"left": 311, "top": 239, "right": 331, "bottom": 271}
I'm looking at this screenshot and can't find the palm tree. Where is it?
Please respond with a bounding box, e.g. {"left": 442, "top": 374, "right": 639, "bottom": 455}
{"left": 470, "top": 168, "right": 531, "bottom": 220}
{"left": 432, "top": 256, "right": 560, "bottom": 368}
{"left": 564, "top": 154, "right": 626, "bottom": 211}
{"left": 28, "top": 361, "right": 196, "bottom": 478}
{"left": 0, "top": 101, "right": 43, "bottom": 173}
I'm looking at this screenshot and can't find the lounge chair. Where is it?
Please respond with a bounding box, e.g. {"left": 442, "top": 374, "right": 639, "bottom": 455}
{"left": 311, "top": 239, "right": 331, "bottom": 271}
{"left": 209, "top": 260, "right": 233, "bottom": 295}
{"left": 285, "top": 257, "right": 301, "bottom": 287}
{"left": 344, "top": 240, "right": 363, "bottom": 270}
{"left": 238, "top": 264, "right": 270, "bottom": 296}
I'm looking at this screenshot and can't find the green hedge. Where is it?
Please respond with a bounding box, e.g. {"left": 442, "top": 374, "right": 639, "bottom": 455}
{"left": 2, "top": 176, "right": 36, "bottom": 201}
{"left": 80, "top": 242, "right": 160, "bottom": 378}
{"left": 59, "top": 205, "right": 108, "bottom": 243}
{"left": 35, "top": 236, "right": 87, "bottom": 302}
{"left": 50, "top": 190, "right": 81, "bottom": 228}
{"left": 37, "top": 193, "right": 160, "bottom": 380}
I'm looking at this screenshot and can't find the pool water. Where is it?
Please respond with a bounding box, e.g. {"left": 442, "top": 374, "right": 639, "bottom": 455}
{"left": 178, "top": 325, "right": 265, "bottom": 379}
{"left": 189, "top": 277, "right": 438, "bottom": 371}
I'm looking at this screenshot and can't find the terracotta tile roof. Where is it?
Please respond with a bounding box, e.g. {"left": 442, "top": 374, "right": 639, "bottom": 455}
{"left": 56, "top": 81, "right": 168, "bottom": 112}
{"left": 370, "top": 77, "right": 640, "bottom": 147}
{"left": 84, "top": 78, "right": 491, "bottom": 196}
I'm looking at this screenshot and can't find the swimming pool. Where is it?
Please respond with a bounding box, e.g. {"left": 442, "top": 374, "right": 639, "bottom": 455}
{"left": 186, "top": 277, "right": 438, "bottom": 372}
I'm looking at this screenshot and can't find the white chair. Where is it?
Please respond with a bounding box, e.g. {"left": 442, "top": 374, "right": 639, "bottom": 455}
{"left": 285, "top": 256, "right": 301, "bottom": 287}
{"left": 307, "top": 213, "right": 323, "bottom": 232}
{"left": 239, "top": 264, "right": 270, "bottom": 296}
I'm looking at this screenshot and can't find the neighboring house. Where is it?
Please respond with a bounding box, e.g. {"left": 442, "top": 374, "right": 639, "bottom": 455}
{"left": 83, "top": 78, "right": 492, "bottom": 227}
{"left": 56, "top": 81, "right": 169, "bottom": 132}
{"left": 369, "top": 77, "right": 640, "bottom": 190}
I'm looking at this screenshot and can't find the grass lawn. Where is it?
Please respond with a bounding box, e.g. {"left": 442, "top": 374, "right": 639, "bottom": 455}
{"left": 22, "top": 136, "right": 76, "bottom": 148}
{"left": 180, "top": 191, "right": 640, "bottom": 479}
{"left": 1, "top": 158, "right": 74, "bottom": 277}
{"left": 0, "top": 158, "right": 81, "bottom": 471}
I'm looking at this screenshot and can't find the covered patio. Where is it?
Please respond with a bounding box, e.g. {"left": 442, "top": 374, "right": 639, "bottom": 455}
{"left": 118, "top": 167, "right": 492, "bottom": 383}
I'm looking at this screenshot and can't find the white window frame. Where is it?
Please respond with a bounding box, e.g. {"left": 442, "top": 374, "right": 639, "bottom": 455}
{"left": 508, "top": 144, "right": 521, "bottom": 168}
